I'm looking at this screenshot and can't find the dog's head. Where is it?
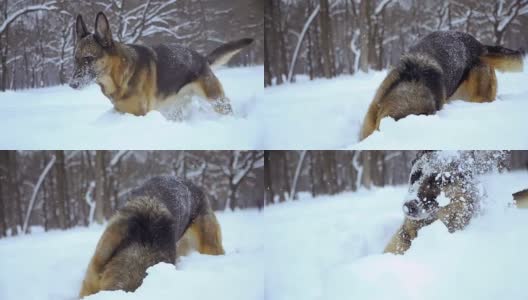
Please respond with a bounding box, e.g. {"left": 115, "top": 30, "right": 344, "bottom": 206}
{"left": 70, "top": 12, "right": 114, "bottom": 89}
{"left": 402, "top": 151, "right": 467, "bottom": 221}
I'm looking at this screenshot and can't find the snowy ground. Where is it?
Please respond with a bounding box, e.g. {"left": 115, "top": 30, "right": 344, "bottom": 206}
{"left": 0, "top": 66, "right": 263, "bottom": 150}
{"left": 0, "top": 209, "right": 264, "bottom": 300}
{"left": 264, "top": 171, "right": 528, "bottom": 300}
{"left": 2, "top": 172, "right": 526, "bottom": 300}
{"left": 261, "top": 60, "right": 528, "bottom": 149}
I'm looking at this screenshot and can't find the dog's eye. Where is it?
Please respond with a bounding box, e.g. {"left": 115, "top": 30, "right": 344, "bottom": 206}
{"left": 84, "top": 56, "right": 94, "bottom": 63}
{"left": 410, "top": 169, "right": 422, "bottom": 184}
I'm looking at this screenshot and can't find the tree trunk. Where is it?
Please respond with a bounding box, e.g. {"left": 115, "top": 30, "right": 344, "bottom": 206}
{"left": 94, "top": 151, "right": 106, "bottom": 224}
{"left": 264, "top": 151, "right": 273, "bottom": 205}
{"left": 54, "top": 150, "right": 68, "bottom": 229}
{"left": 319, "top": 0, "right": 334, "bottom": 78}
{"left": 359, "top": 0, "right": 370, "bottom": 72}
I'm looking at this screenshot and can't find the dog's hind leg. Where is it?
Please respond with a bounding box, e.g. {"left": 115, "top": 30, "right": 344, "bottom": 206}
{"left": 196, "top": 67, "right": 233, "bottom": 115}
{"left": 193, "top": 210, "right": 225, "bottom": 255}
{"left": 449, "top": 63, "right": 497, "bottom": 103}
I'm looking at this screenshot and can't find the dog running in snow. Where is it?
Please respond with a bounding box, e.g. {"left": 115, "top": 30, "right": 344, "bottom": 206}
{"left": 360, "top": 31, "right": 524, "bottom": 140}
{"left": 70, "top": 12, "right": 253, "bottom": 118}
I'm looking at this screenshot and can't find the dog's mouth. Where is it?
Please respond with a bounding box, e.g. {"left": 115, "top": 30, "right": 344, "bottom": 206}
{"left": 69, "top": 66, "right": 97, "bottom": 90}
{"left": 69, "top": 76, "right": 95, "bottom": 90}
{"left": 403, "top": 200, "right": 438, "bottom": 220}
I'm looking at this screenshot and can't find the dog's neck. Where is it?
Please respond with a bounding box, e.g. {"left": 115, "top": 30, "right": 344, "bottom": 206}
{"left": 96, "top": 43, "right": 137, "bottom": 101}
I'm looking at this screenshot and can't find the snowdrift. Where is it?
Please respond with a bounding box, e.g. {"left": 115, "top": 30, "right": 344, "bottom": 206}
{"left": 0, "top": 66, "right": 263, "bottom": 150}
{"left": 261, "top": 60, "right": 528, "bottom": 149}
{"left": 0, "top": 209, "right": 264, "bottom": 300}
{"left": 1, "top": 172, "right": 526, "bottom": 300}
{"left": 264, "top": 171, "right": 528, "bottom": 300}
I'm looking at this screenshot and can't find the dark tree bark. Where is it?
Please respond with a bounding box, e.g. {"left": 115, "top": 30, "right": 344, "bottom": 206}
{"left": 319, "top": 0, "right": 334, "bottom": 78}
{"left": 94, "top": 151, "right": 106, "bottom": 224}
{"left": 54, "top": 150, "right": 68, "bottom": 229}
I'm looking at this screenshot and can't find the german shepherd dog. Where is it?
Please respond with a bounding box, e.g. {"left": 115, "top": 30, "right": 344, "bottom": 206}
{"left": 79, "top": 176, "right": 225, "bottom": 298}
{"left": 384, "top": 150, "right": 508, "bottom": 255}
{"left": 360, "top": 31, "right": 524, "bottom": 140}
{"left": 70, "top": 12, "right": 253, "bottom": 118}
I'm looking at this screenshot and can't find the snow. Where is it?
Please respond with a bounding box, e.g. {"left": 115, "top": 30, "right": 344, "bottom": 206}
{"left": 264, "top": 171, "right": 528, "bottom": 300}
{"left": 1, "top": 171, "right": 527, "bottom": 300}
{"left": 0, "top": 66, "right": 262, "bottom": 150}
{"left": 260, "top": 60, "right": 528, "bottom": 149}
{"left": 0, "top": 209, "right": 263, "bottom": 300}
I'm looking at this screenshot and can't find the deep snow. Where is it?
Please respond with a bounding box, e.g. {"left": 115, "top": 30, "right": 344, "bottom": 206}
{"left": 264, "top": 171, "right": 528, "bottom": 300}
{"left": 0, "top": 66, "right": 263, "bottom": 150}
{"left": 260, "top": 61, "right": 528, "bottom": 149}
{"left": 3, "top": 63, "right": 527, "bottom": 149}
{"left": 1, "top": 172, "right": 527, "bottom": 300}
{"left": 0, "top": 209, "right": 264, "bottom": 300}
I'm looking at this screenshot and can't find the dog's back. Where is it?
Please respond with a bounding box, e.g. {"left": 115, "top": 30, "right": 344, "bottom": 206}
{"left": 407, "top": 31, "right": 484, "bottom": 98}
{"left": 128, "top": 175, "right": 207, "bottom": 240}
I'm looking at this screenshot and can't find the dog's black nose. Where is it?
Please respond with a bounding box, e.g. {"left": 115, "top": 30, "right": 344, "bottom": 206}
{"left": 403, "top": 201, "right": 419, "bottom": 216}
{"left": 69, "top": 81, "right": 79, "bottom": 89}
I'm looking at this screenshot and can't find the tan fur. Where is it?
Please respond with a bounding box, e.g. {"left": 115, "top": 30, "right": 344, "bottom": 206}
{"left": 449, "top": 63, "right": 497, "bottom": 103}
{"left": 360, "top": 74, "right": 441, "bottom": 141}
{"left": 385, "top": 175, "right": 479, "bottom": 255}
{"left": 513, "top": 189, "right": 528, "bottom": 208}
{"left": 384, "top": 218, "right": 430, "bottom": 254}
{"left": 79, "top": 217, "right": 130, "bottom": 297}
{"left": 177, "top": 209, "right": 225, "bottom": 256}
{"left": 96, "top": 47, "right": 159, "bottom": 116}
{"left": 359, "top": 69, "right": 400, "bottom": 140}
{"left": 79, "top": 199, "right": 224, "bottom": 298}
{"left": 480, "top": 55, "right": 523, "bottom": 72}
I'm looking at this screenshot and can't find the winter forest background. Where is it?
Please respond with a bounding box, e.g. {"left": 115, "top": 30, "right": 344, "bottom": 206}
{"left": 0, "top": 151, "right": 264, "bottom": 238}
{"left": 264, "top": 0, "right": 528, "bottom": 86}
{"left": 264, "top": 151, "right": 528, "bottom": 204}
{"left": 0, "top": 0, "right": 263, "bottom": 91}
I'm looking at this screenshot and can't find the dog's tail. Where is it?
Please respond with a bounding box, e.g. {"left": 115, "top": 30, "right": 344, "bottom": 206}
{"left": 481, "top": 45, "right": 524, "bottom": 72}
{"left": 123, "top": 197, "right": 176, "bottom": 251}
{"left": 207, "top": 38, "right": 253, "bottom": 68}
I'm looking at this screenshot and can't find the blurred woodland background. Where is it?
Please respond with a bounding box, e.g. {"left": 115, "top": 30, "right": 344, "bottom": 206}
{"left": 264, "top": 151, "right": 528, "bottom": 204}
{"left": 0, "top": 0, "right": 263, "bottom": 91}
{"left": 0, "top": 151, "right": 264, "bottom": 237}
{"left": 264, "top": 0, "right": 528, "bottom": 86}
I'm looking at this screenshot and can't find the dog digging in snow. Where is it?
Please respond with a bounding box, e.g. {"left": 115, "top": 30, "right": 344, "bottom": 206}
{"left": 70, "top": 12, "right": 253, "bottom": 118}
{"left": 360, "top": 31, "right": 524, "bottom": 140}
{"left": 384, "top": 150, "right": 508, "bottom": 255}
{"left": 79, "top": 176, "right": 225, "bottom": 298}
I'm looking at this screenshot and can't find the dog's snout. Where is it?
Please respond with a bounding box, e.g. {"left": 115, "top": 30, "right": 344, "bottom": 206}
{"left": 69, "top": 81, "right": 79, "bottom": 89}
{"left": 403, "top": 201, "right": 419, "bottom": 216}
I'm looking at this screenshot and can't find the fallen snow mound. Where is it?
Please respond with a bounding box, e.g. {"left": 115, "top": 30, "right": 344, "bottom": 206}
{"left": 0, "top": 209, "right": 263, "bottom": 300}
{"left": 261, "top": 60, "right": 528, "bottom": 149}
{"left": 0, "top": 66, "right": 263, "bottom": 150}
{"left": 264, "top": 171, "right": 528, "bottom": 300}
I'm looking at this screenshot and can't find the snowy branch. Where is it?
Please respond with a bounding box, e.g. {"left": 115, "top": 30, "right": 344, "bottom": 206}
{"left": 0, "top": 2, "right": 57, "bottom": 35}
{"left": 23, "top": 155, "right": 56, "bottom": 234}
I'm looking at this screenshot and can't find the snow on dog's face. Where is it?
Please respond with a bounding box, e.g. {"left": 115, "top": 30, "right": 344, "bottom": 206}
{"left": 70, "top": 13, "right": 113, "bottom": 90}
{"left": 403, "top": 151, "right": 464, "bottom": 221}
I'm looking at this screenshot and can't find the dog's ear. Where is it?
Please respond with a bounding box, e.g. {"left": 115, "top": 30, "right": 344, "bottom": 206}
{"left": 94, "top": 12, "right": 113, "bottom": 48}
{"left": 76, "top": 15, "right": 89, "bottom": 41}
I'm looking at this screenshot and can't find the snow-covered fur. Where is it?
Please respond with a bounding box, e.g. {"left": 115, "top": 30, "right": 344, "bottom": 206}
{"left": 384, "top": 151, "right": 509, "bottom": 254}
{"left": 360, "top": 31, "right": 524, "bottom": 140}
{"left": 79, "top": 176, "right": 224, "bottom": 298}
